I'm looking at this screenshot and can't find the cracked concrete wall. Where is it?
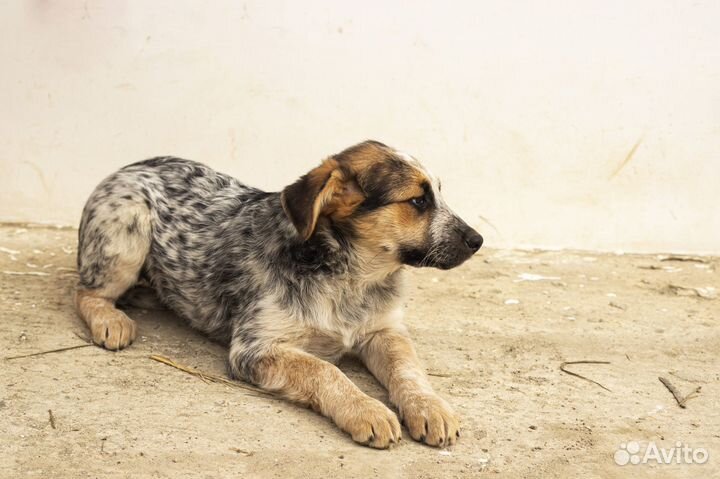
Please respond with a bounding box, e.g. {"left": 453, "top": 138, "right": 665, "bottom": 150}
{"left": 1, "top": 1, "right": 718, "bottom": 253}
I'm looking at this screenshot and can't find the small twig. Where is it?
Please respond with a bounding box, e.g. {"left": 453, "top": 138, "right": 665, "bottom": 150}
{"left": 560, "top": 360, "right": 612, "bottom": 392}
{"left": 684, "top": 387, "right": 702, "bottom": 402}
{"left": 4, "top": 343, "right": 94, "bottom": 360}
{"left": 660, "top": 256, "right": 709, "bottom": 264}
{"left": 229, "top": 447, "right": 255, "bottom": 456}
{"left": 2, "top": 270, "right": 51, "bottom": 276}
{"left": 48, "top": 409, "right": 56, "bottom": 429}
{"left": 665, "top": 284, "right": 717, "bottom": 300}
{"left": 659, "top": 377, "right": 686, "bottom": 407}
{"left": 659, "top": 377, "right": 701, "bottom": 408}
{"left": 427, "top": 371, "right": 452, "bottom": 378}
{"left": 148, "top": 355, "right": 273, "bottom": 398}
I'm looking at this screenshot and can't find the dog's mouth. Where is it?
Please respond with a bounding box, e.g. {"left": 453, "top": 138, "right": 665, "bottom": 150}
{"left": 399, "top": 222, "right": 483, "bottom": 270}
{"left": 399, "top": 240, "right": 482, "bottom": 270}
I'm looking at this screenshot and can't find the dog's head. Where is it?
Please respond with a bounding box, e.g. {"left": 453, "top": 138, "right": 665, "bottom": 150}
{"left": 281, "top": 141, "right": 483, "bottom": 271}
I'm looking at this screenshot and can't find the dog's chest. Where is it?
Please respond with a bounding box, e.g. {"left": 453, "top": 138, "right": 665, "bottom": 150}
{"left": 300, "top": 295, "right": 370, "bottom": 352}
{"left": 292, "top": 289, "right": 404, "bottom": 362}
{"left": 301, "top": 328, "right": 354, "bottom": 363}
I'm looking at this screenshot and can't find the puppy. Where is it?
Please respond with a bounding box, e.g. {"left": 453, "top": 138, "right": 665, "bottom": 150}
{"left": 75, "top": 141, "right": 483, "bottom": 448}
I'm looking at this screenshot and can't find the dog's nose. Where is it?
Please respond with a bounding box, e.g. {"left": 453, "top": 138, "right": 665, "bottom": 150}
{"left": 464, "top": 231, "right": 483, "bottom": 253}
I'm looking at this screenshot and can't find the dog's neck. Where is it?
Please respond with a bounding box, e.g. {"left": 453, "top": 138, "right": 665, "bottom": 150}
{"left": 247, "top": 194, "right": 404, "bottom": 294}
{"left": 348, "top": 241, "right": 405, "bottom": 285}
{"left": 291, "top": 225, "right": 403, "bottom": 286}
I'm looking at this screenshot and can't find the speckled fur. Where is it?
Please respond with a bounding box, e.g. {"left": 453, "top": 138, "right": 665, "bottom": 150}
{"left": 75, "top": 141, "right": 482, "bottom": 448}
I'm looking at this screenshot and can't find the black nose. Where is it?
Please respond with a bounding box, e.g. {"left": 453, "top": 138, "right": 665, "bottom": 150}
{"left": 464, "top": 231, "right": 483, "bottom": 252}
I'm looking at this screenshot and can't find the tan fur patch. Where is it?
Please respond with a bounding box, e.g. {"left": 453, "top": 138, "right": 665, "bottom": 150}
{"left": 75, "top": 289, "right": 137, "bottom": 350}
{"left": 359, "top": 328, "right": 460, "bottom": 447}
{"left": 251, "top": 347, "right": 402, "bottom": 449}
{"left": 281, "top": 158, "right": 367, "bottom": 240}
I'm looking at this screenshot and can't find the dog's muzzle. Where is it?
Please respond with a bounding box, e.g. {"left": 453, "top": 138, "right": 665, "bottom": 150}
{"left": 400, "top": 219, "right": 483, "bottom": 270}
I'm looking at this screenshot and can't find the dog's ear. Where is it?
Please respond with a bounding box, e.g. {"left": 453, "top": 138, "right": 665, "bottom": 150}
{"left": 281, "top": 158, "right": 364, "bottom": 240}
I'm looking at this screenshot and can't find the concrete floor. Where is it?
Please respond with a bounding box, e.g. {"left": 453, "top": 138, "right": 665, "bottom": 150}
{"left": 1, "top": 225, "right": 718, "bottom": 478}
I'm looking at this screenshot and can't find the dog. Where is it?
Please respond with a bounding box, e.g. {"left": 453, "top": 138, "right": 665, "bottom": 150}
{"left": 75, "top": 140, "right": 483, "bottom": 448}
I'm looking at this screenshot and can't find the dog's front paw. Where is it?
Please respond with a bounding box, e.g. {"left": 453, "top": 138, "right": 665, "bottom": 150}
{"left": 338, "top": 397, "right": 402, "bottom": 449}
{"left": 89, "top": 310, "right": 137, "bottom": 351}
{"left": 399, "top": 393, "right": 460, "bottom": 447}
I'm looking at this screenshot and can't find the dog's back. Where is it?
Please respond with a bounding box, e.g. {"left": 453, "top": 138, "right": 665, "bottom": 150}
{"left": 77, "top": 157, "right": 272, "bottom": 342}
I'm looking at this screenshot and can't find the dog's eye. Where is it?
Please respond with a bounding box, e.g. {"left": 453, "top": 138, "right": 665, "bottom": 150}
{"left": 410, "top": 196, "right": 427, "bottom": 208}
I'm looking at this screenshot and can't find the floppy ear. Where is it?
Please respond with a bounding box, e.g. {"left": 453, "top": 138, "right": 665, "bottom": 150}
{"left": 281, "top": 158, "right": 364, "bottom": 240}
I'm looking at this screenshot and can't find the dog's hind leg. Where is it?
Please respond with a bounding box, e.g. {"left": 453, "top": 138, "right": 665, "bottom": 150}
{"left": 117, "top": 285, "right": 166, "bottom": 311}
{"left": 75, "top": 200, "right": 152, "bottom": 350}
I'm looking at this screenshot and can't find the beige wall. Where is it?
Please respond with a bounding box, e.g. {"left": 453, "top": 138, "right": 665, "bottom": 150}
{"left": 1, "top": 1, "right": 718, "bottom": 253}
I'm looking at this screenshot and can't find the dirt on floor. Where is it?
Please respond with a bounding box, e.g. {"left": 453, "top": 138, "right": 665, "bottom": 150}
{"left": 0, "top": 225, "right": 718, "bottom": 479}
